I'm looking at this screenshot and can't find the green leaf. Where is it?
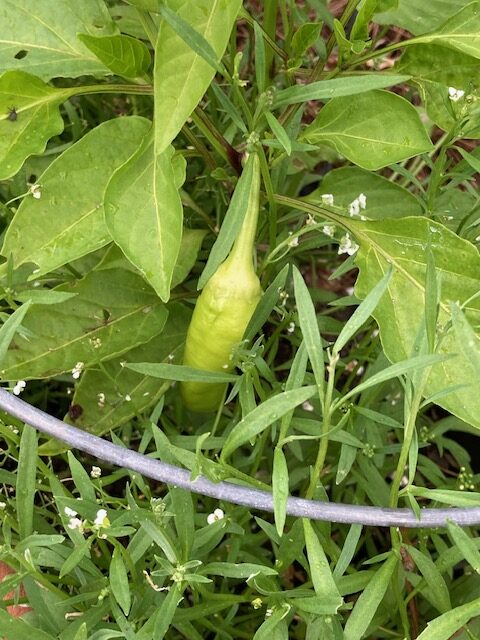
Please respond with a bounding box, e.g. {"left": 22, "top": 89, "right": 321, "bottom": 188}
{"left": 0, "top": 300, "right": 31, "bottom": 365}
{"left": 67, "top": 451, "right": 96, "bottom": 503}
{"left": 416, "top": 596, "right": 480, "bottom": 640}
{"left": 126, "top": 362, "right": 238, "bottom": 383}
{"left": 344, "top": 553, "right": 398, "bottom": 640}
{"left": 273, "top": 447, "right": 289, "bottom": 536}
{"left": 333, "top": 524, "right": 363, "bottom": 578}
{"left": 272, "top": 74, "right": 411, "bottom": 108}
{"left": 414, "top": 3, "right": 480, "bottom": 59}
{"left": 265, "top": 112, "right": 292, "bottom": 155}
{"left": 171, "top": 229, "right": 207, "bottom": 288}
{"left": 203, "top": 562, "right": 277, "bottom": 578}
{"left": 198, "top": 152, "right": 257, "bottom": 289}
{"left": 404, "top": 544, "right": 451, "bottom": 613}
{"left": 154, "top": 0, "right": 242, "bottom": 154}
{"left": 253, "top": 610, "right": 289, "bottom": 640}
{"left": 290, "top": 595, "right": 344, "bottom": 615}
{"left": 17, "top": 424, "right": 37, "bottom": 538}
{"left": 0, "top": 0, "right": 114, "bottom": 80}
{"left": 451, "top": 303, "right": 480, "bottom": 377}
{"left": 350, "top": 216, "right": 480, "bottom": 429}
{"left": 65, "top": 303, "right": 190, "bottom": 436}
{"left": 77, "top": 33, "right": 151, "bottom": 78}
{"left": 293, "top": 267, "right": 325, "bottom": 399}
{"left": 152, "top": 582, "right": 183, "bottom": 640}
{"left": 333, "top": 267, "right": 392, "bottom": 355}
{"left": 305, "top": 166, "right": 422, "bottom": 219}
{"left": 221, "top": 386, "right": 317, "bottom": 460}
{"left": 290, "top": 22, "right": 322, "bottom": 57}
{"left": 303, "top": 520, "right": 343, "bottom": 602}
{"left": 409, "top": 486, "right": 480, "bottom": 507}
{"left": 0, "top": 609, "right": 56, "bottom": 640}
{"left": 303, "top": 90, "right": 433, "bottom": 170}
{"left": 105, "top": 138, "right": 184, "bottom": 302}
{"left": 1, "top": 116, "right": 150, "bottom": 276}
{"left": 395, "top": 44, "right": 480, "bottom": 90}
{"left": 110, "top": 547, "right": 131, "bottom": 615}
{"left": 447, "top": 520, "right": 480, "bottom": 574}
{"left": 0, "top": 71, "right": 67, "bottom": 179}
{"left": 374, "top": 0, "right": 467, "bottom": 35}
{"left": 0, "top": 268, "right": 168, "bottom": 381}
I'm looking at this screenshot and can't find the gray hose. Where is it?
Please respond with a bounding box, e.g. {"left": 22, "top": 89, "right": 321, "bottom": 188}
{"left": 1, "top": 388, "right": 479, "bottom": 528}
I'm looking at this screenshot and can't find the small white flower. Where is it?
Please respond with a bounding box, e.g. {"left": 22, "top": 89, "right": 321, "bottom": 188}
{"left": 94, "top": 509, "right": 109, "bottom": 528}
{"left": 97, "top": 392, "right": 105, "bottom": 408}
{"left": 288, "top": 236, "right": 299, "bottom": 248}
{"left": 338, "top": 233, "right": 359, "bottom": 256}
{"left": 67, "top": 517, "right": 83, "bottom": 531}
{"left": 348, "top": 199, "right": 360, "bottom": 217}
{"left": 251, "top": 597, "right": 263, "bottom": 609}
{"left": 448, "top": 86, "right": 465, "bottom": 102}
{"left": 12, "top": 380, "right": 26, "bottom": 396}
{"left": 358, "top": 193, "right": 367, "bottom": 209}
{"left": 64, "top": 506, "right": 78, "bottom": 517}
{"left": 72, "top": 362, "right": 84, "bottom": 380}
{"left": 287, "top": 321, "right": 295, "bottom": 334}
{"left": 90, "top": 466, "right": 102, "bottom": 479}
{"left": 322, "top": 224, "right": 335, "bottom": 238}
{"left": 0, "top": 502, "right": 6, "bottom": 510}
{"left": 321, "top": 193, "right": 334, "bottom": 206}
{"left": 90, "top": 337, "right": 102, "bottom": 349}
{"left": 207, "top": 508, "right": 225, "bottom": 524}
{"left": 29, "top": 184, "right": 41, "bottom": 199}
{"left": 302, "top": 400, "right": 314, "bottom": 412}
{"left": 124, "top": 394, "right": 132, "bottom": 402}
{"left": 305, "top": 214, "right": 316, "bottom": 226}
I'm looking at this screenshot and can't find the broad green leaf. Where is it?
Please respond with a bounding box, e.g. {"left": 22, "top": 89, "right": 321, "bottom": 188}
{"left": 0, "top": 268, "right": 168, "bottom": 381}
{"left": 344, "top": 553, "right": 398, "bottom": 640}
{"left": 350, "top": 216, "right": 480, "bottom": 428}
{"left": 154, "top": 0, "right": 242, "bottom": 154}
{"left": 273, "top": 74, "right": 411, "bottom": 108}
{"left": 303, "top": 520, "right": 343, "bottom": 602}
{"left": 171, "top": 229, "right": 207, "bottom": 288}
{"left": 66, "top": 303, "right": 191, "bottom": 435}
{"left": 0, "top": 0, "right": 114, "bottom": 80}
{"left": 290, "top": 22, "right": 322, "bottom": 57}
{"left": 105, "top": 139, "right": 185, "bottom": 302}
{"left": 0, "top": 71, "right": 67, "bottom": 179}
{"left": 416, "top": 596, "right": 480, "bottom": 640}
{"left": 305, "top": 167, "right": 422, "bottom": 219}
{"left": 14, "top": 290, "right": 77, "bottom": 305}
{"left": 404, "top": 545, "right": 451, "bottom": 613}
{"left": 414, "top": 3, "right": 480, "bottom": 60}
{"left": 0, "top": 300, "right": 31, "bottom": 365}
{"left": 396, "top": 44, "right": 480, "bottom": 90}
{"left": 221, "top": 386, "right": 317, "bottom": 460}
{"left": 77, "top": 33, "right": 151, "bottom": 78}
{"left": 303, "top": 90, "right": 433, "bottom": 170}
{"left": 17, "top": 424, "right": 37, "bottom": 538}
{"left": 198, "top": 152, "right": 258, "bottom": 289}
{"left": 374, "top": 0, "right": 467, "bottom": 35}
{"left": 451, "top": 303, "right": 480, "bottom": 377}
{"left": 110, "top": 547, "right": 131, "bottom": 615}
{"left": 1, "top": 116, "right": 150, "bottom": 275}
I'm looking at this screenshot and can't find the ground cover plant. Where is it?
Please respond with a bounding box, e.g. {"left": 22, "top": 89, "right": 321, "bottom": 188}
{"left": 1, "top": 0, "right": 480, "bottom": 637}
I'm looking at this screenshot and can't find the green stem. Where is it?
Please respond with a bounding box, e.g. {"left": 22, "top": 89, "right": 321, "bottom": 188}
{"left": 67, "top": 83, "right": 153, "bottom": 98}
{"left": 136, "top": 8, "right": 159, "bottom": 48}
{"left": 305, "top": 352, "right": 338, "bottom": 500}
{"left": 310, "top": 0, "right": 363, "bottom": 82}
{"left": 191, "top": 109, "right": 242, "bottom": 173}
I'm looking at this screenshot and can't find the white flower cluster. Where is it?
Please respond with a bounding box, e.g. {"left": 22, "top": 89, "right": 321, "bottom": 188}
{"left": 338, "top": 233, "right": 359, "bottom": 256}
{"left": 64, "top": 507, "right": 110, "bottom": 534}
{"left": 448, "top": 87, "right": 465, "bottom": 102}
{"left": 349, "top": 193, "right": 367, "bottom": 220}
{"left": 13, "top": 380, "right": 26, "bottom": 395}
{"left": 207, "top": 508, "right": 225, "bottom": 524}
{"left": 71, "top": 362, "right": 84, "bottom": 380}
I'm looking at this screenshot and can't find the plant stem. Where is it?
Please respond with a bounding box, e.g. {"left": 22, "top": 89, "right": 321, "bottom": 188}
{"left": 191, "top": 109, "right": 242, "bottom": 174}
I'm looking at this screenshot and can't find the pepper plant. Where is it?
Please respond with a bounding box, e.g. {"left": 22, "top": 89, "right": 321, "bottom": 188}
{"left": 1, "top": 0, "right": 480, "bottom": 638}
